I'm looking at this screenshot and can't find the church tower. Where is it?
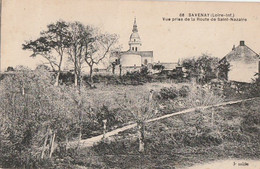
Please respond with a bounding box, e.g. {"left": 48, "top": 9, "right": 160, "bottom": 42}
{"left": 129, "top": 18, "right": 142, "bottom": 52}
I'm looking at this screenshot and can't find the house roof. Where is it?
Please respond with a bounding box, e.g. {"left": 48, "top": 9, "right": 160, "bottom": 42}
{"left": 220, "top": 41, "right": 259, "bottom": 63}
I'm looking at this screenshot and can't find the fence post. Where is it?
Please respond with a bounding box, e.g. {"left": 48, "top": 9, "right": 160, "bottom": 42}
{"left": 102, "top": 119, "right": 107, "bottom": 140}
{"left": 137, "top": 121, "right": 145, "bottom": 153}
{"left": 41, "top": 127, "right": 49, "bottom": 159}
{"left": 49, "top": 132, "right": 56, "bottom": 158}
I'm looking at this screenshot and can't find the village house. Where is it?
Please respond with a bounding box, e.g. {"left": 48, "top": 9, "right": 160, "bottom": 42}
{"left": 218, "top": 41, "right": 259, "bottom": 83}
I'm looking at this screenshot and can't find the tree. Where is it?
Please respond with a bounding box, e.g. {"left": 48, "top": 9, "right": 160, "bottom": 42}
{"left": 22, "top": 21, "right": 70, "bottom": 86}
{"left": 83, "top": 32, "right": 119, "bottom": 83}
{"left": 66, "top": 22, "right": 88, "bottom": 87}
{"left": 182, "top": 54, "right": 219, "bottom": 83}
{"left": 218, "top": 58, "right": 230, "bottom": 80}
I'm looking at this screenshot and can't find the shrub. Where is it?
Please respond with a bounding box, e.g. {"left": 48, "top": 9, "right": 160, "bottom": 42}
{"left": 178, "top": 85, "right": 190, "bottom": 97}
{"left": 95, "top": 105, "right": 117, "bottom": 128}
{"left": 183, "top": 83, "right": 224, "bottom": 108}
{"left": 247, "top": 78, "right": 260, "bottom": 97}
{"left": 158, "top": 87, "right": 178, "bottom": 100}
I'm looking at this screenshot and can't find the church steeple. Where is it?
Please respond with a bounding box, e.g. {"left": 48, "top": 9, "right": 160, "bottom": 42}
{"left": 132, "top": 18, "right": 138, "bottom": 33}
{"left": 129, "top": 18, "right": 141, "bottom": 52}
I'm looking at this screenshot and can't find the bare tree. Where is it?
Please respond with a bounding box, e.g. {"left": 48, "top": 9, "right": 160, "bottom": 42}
{"left": 83, "top": 32, "right": 119, "bottom": 83}
{"left": 22, "top": 21, "right": 70, "bottom": 86}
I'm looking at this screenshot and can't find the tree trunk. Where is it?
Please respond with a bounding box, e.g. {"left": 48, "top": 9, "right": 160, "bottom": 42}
{"left": 74, "top": 72, "right": 78, "bottom": 87}
{"left": 112, "top": 64, "right": 115, "bottom": 74}
{"left": 54, "top": 71, "right": 60, "bottom": 86}
{"left": 119, "top": 65, "right": 122, "bottom": 77}
{"left": 137, "top": 121, "right": 145, "bottom": 153}
{"left": 89, "top": 65, "right": 93, "bottom": 83}
{"left": 78, "top": 127, "right": 82, "bottom": 141}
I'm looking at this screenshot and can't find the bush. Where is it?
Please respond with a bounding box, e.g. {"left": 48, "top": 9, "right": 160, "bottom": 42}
{"left": 95, "top": 105, "right": 117, "bottom": 128}
{"left": 178, "top": 85, "right": 190, "bottom": 97}
{"left": 183, "top": 83, "right": 224, "bottom": 108}
{"left": 158, "top": 87, "right": 179, "bottom": 100}
{"left": 247, "top": 78, "right": 260, "bottom": 97}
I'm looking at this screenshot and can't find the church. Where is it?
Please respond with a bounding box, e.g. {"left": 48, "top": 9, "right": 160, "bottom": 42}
{"left": 110, "top": 18, "right": 153, "bottom": 74}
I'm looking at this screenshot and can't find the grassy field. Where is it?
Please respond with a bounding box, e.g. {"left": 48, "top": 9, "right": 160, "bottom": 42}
{"left": 1, "top": 72, "right": 258, "bottom": 168}
{"left": 65, "top": 98, "right": 260, "bottom": 169}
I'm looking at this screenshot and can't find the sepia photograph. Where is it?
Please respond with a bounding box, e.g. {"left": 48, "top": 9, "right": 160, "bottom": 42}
{"left": 0, "top": 0, "right": 260, "bottom": 168}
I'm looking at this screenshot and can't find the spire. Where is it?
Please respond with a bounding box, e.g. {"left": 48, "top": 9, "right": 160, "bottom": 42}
{"left": 132, "top": 18, "right": 138, "bottom": 32}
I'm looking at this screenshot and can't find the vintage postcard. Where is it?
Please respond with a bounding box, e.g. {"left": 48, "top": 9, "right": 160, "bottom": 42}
{"left": 0, "top": 0, "right": 260, "bottom": 168}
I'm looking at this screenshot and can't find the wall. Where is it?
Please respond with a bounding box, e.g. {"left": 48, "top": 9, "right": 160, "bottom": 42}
{"left": 229, "top": 59, "right": 259, "bottom": 83}
{"left": 141, "top": 56, "right": 153, "bottom": 65}
{"left": 120, "top": 53, "right": 141, "bottom": 67}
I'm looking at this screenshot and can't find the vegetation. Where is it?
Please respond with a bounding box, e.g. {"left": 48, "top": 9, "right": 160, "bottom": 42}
{"left": 182, "top": 54, "right": 219, "bottom": 84}
{"left": 0, "top": 66, "right": 259, "bottom": 168}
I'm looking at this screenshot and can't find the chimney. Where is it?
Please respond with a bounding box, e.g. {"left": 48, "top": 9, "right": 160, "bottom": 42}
{"left": 240, "top": 40, "right": 245, "bottom": 46}
{"left": 232, "top": 45, "right": 235, "bottom": 50}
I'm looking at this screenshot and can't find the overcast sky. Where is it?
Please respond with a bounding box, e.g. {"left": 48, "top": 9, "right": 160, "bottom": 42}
{"left": 1, "top": 0, "right": 260, "bottom": 71}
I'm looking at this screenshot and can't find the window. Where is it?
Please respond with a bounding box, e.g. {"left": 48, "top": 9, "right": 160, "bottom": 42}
{"left": 132, "top": 47, "right": 134, "bottom": 51}
{"left": 134, "top": 39, "right": 136, "bottom": 42}
{"left": 135, "top": 47, "right": 137, "bottom": 51}
{"left": 144, "top": 59, "right": 148, "bottom": 65}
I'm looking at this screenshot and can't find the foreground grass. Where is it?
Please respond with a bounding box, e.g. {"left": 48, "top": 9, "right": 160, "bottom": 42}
{"left": 67, "top": 98, "right": 260, "bottom": 168}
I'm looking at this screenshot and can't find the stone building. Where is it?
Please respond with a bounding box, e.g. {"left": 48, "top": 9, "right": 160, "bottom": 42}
{"left": 110, "top": 18, "right": 153, "bottom": 74}
{"left": 218, "top": 41, "right": 259, "bottom": 83}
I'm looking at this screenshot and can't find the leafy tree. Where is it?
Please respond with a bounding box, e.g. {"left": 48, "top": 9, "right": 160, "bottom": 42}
{"left": 182, "top": 54, "right": 219, "bottom": 83}
{"left": 22, "top": 21, "right": 70, "bottom": 86}
{"left": 218, "top": 58, "right": 230, "bottom": 80}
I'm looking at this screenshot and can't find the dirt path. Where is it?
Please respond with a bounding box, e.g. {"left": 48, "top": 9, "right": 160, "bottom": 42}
{"left": 67, "top": 97, "right": 257, "bottom": 148}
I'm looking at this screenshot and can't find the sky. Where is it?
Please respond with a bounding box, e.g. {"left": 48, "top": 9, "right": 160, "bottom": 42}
{"left": 1, "top": 0, "right": 260, "bottom": 71}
